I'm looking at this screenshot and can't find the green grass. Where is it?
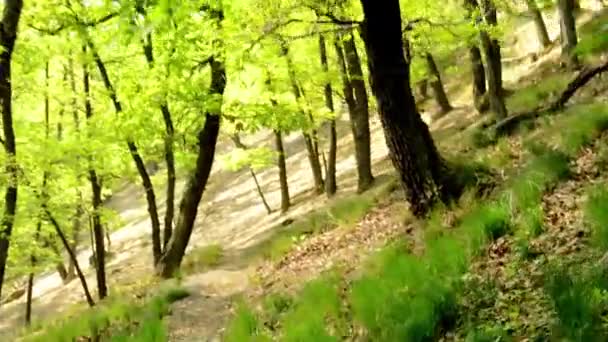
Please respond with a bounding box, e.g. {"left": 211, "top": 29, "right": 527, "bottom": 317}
{"left": 506, "top": 74, "right": 570, "bottom": 113}
{"left": 23, "top": 285, "right": 190, "bottom": 342}
{"left": 584, "top": 185, "right": 608, "bottom": 252}
{"left": 544, "top": 262, "right": 608, "bottom": 341}
{"left": 576, "top": 9, "right": 608, "bottom": 58}
{"left": 181, "top": 243, "right": 224, "bottom": 274}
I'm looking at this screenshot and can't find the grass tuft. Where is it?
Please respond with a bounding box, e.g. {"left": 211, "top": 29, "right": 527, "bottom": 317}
{"left": 584, "top": 185, "right": 608, "bottom": 252}
{"left": 182, "top": 244, "right": 224, "bottom": 274}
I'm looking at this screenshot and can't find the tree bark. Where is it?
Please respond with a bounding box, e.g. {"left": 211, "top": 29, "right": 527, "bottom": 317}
{"left": 557, "top": 0, "right": 579, "bottom": 66}
{"left": 25, "top": 221, "right": 42, "bottom": 326}
{"left": 156, "top": 6, "right": 225, "bottom": 278}
{"left": 274, "top": 130, "right": 290, "bottom": 213}
{"left": 318, "top": 35, "right": 338, "bottom": 196}
{"left": 136, "top": 4, "right": 176, "bottom": 251}
{"left": 526, "top": 0, "right": 551, "bottom": 48}
{"left": 0, "top": 0, "right": 23, "bottom": 302}
{"left": 359, "top": 0, "right": 448, "bottom": 217}
{"left": 479, "top": 0, "right": 508, "bottom": 119}
{"left": 464, "top": 0, "right": 488, "bottom": 112}
{"left": 425, "top": 53, "right": 452, "bottom": 115}
{"left": 86, "top": 38, "right": 163, "bottom": 264}
{"left": 337, "top": 33, "right": 374, "bottom": 193}
{"left": 280, "top": 42, "right": 325, "bottom": 194}
{"left": 82, "top": 45, "right": 107, "bottom": 300}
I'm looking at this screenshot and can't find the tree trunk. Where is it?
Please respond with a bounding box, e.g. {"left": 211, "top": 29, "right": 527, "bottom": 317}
{"left": 558, "top": 0, "right": 579, "bottom": 66}
{"left": 338, "top": 33, "right": 374, "bottom": 192}
{"left": 44, "top": 209, "right": 95, "bottom": 307}
{"left": 425, "top": 53, "right": 452, "bottom": 115}
{"left": 319, "top": 35, "right": 338, "bottom": 196}
{"left": 67, "top": 201, "right": 83, "bottom": 281}
{"left": 86, "top": 38, "right": 163, "bottom": 264}
{"left": 25, "top": 221, "right": 42, "bottom": 326}
{"left": 464, "top": 0, "right": 488, "bottom": 112}
{"left": 526, "top": 0, "right": 551, "bottom": 48}
{"left": 359, "top": 0, "right": 448, "bottom": 217}
{"left": 229, "top": 135, "right": 273, "bottom": 214}
{"left": 0, "top": 0, "right": 23, "bottom": 302}
{"left": 415, "top": 79, "right": 429, "bottom": 101}
{"left": 82, "top": 45, "right": 107, "bottom": 300}
{"left": 469, "top": 46, "right": 488, "bottom": 112}
{"left": 156, "top": 6, "right": 225, "bottom": 278}
{"left": 274, "top": 130, "right": 290, "bottom": 213}
{"left": 280, "top": 42, "right": 325, "bottom": 194}
{"left": 479, "top": 0, "right": 508, "bottom": 119}
{"left": 250, "top": 169, "right": 272, "bottom": 214}
{"left": 67, "top": 55, "right": 82, "bottom": 282}
{"left": 136, "top": 5, "right": 176, "bottom": 251}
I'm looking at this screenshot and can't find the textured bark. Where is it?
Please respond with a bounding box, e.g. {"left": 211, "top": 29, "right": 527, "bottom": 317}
{"left": 274, "top": 130, "right": 290, "bottom": 213}
{"left": 339, "top": 33, "right": 374, "bottom": 192}
{"left": 82, "top": 46, "right": 107, "bottom": 299}
{"left": 86, "top": 39, "right": 163, "bottom": 264}
{"left": 157, "top": 6, "right": 225, "bottom": 277}
{"left": 0, "top": 0, "right": 23, "bottom": 302}
{"left": 280, "top": 42, "right": 325, "bottom": 194}
{"left": 136, "top": 4, "right": 176, "bottom": 251}
{"left": 479, "top": 0, "right": 508, "bottom": 119}
{"left": 318, "top": 35, "right": 337, "bottom": 196}
{"left": 558, "top": 0, "right": 579, "bottom": 66}
{"left": 359, "top": 0, "right": 447, "bottom": 217}
{"left": 425, "top": 53, "right": 452, "bottom": 115}
{"left": 526, "top": 0, "right": 551, "bottom": 48}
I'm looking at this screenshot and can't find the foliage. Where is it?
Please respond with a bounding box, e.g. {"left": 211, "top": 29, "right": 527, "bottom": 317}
{"left": 584, "top": 185, "right": 608, "bottom": 252}
{"left": 181, "top": 244, "right": 224, "bottom": 274}
{"left": 23, "top": 285, "right": 190, "bottom": 341}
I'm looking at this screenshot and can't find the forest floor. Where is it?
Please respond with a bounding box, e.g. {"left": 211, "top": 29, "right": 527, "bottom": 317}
{"left": 2, "top": 6, "right": 607, "bottom": 342}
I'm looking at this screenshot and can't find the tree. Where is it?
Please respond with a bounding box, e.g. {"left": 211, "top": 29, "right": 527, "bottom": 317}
{"left": 557, "top": 0, "right": 579, "bottom": 66}
{"left": 463, "top": 0, "right": 488, "bottom": 112}
{"left": 359, "top": 0, "right": 449, "bottom": 216}
{"left": 0, "top": 0, "right": 24, "bottom": 302}
{"left": 318, "top": 34, "right": 338, "bottom": 196}
{"left": 425, "top": 52, "right": 452, "bottom": 115}
{"left": 339, "top": 32, "right": 374, "bottom": 193}
{"left": 526, "top": 0, "right": 551, "bottom": 49}
{"left": 156, "top": 3, "right": 226, "bottom": 278}
{"left": 478, "top": 0, "right": 508, "bottom": 119}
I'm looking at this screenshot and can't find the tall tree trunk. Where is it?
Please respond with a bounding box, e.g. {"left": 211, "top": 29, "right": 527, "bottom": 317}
{"left": 274, "top": 130, "right": 290, "bottom": 213}
{"left": 339, "top": 33, "right": 374, "bottom": 192}
{"left": 136, "top": 4, "right": 176, "bottom": 251}
{"left": 526, "top": 0, "right": 551, "bottom": 48}
{"left": 280, "top": 42, "right": 325, "bottom": 194}
{"left": 67, "top": 54, "right": 81, "bottom": 282}
{"left": 319, "top": 35, "right": 338, "bottom": 196}
{"left": 469, "top": 46, "right": 488, "bottom": 112}
{"left": 464, "top": 0, "right": 488, "bottom": 112}
{"left": 156, "top": 5, "right": 225, "bottom": 278}
{"left": 425, "top": 53, "right": 452, "bottom": 115}
{"left": 359, "top": 0, "right": 448, "bottom": 217}
{"left": 558, "top": 0, "right": 579, "bottom": 66}
{"left": 0, "top": 0, "right": 23, "bottom": 302}
{"left": 82, "top": 45, "right": 107, "bottom": 300}
{"left": 479, "top": 0, "right": 508, "bottom": 119}
{"left": 85, "top": 38, "right": 163, "bottom": 264}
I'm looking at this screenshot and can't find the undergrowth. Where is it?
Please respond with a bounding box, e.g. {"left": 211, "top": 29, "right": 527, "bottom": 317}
{"left": 23, "top": 285, "right": 190, "bottom": 342}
